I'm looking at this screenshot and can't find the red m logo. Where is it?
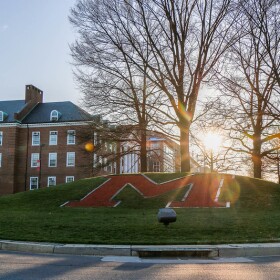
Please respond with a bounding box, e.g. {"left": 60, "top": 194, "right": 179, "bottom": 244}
{"left": 64, "top": 174, "right": 231, "bottom": 208}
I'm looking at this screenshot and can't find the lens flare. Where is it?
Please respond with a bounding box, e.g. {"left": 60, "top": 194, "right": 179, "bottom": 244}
{"left": 85, "top": 142, "right": 94, "bottom": 152}
{"left": 178, "top": 101, "right": 192, "bottom": 122}
{"left": 219, "top": 175, "right": 240, "bottom": 205}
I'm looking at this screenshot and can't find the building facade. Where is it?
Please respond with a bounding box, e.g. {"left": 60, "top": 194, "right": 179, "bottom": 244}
{"left": 0, "top": 85, "right": 199, "bottom": 196}
{"left": 116, "top": 134, "right": 199, "bottom": 174}
{"left": 0, "top": 85, "right": 93, "bottom": 195}
{"left": 115, "top": 134, "right": 181, "bottom": 174}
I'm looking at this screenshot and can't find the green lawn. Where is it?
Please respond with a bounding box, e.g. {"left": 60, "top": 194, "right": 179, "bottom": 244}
{"left": 0, "top": 173, "right": 280, "bottom": 245}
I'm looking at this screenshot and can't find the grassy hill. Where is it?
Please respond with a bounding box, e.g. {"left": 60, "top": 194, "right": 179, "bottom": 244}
{"left": 0, "top": 173, "right": 280, "bottom": 245}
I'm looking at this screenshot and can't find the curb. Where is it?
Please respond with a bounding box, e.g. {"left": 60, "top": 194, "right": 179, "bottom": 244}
{"left": 1, "top": 240, "right": 280, "bottom": 258}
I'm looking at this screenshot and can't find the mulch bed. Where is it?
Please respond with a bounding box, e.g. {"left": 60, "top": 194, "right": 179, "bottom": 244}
{"left": 66, "top": 174, "right": 234, "bottom": 208}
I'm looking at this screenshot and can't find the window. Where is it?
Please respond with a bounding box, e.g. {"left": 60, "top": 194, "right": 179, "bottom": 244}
{"left": 48, "top": 176, "right": 56, "bottom": 187}
{"left": 151, "top": 142, "right": 161, "bottom": 156}
{"left": 48, "top": 153, "right": 57, "bottom": 167}
{"left": 93, "top": 131, "right": 97, "bottom": 145}
{"left": 103, "top": 157, "right": 107, "bottom": 171}
{"left": 66, "top": 176, "right": 74, "bottom": 183}
{"left": 66, "top": 152, "right": 75, "bottom": 167}
{"left": 50, "top": 110, "right": 60, "bottom": 121}
{"left": 153, "top": 161, "right": 160, "bottom": 172}
{"left": 0, "top": 153, "right": 2, "bottom": 167}
{"left": 151, "top": 142, "right": 160, "bottom": 149}
{"left": 49, "top": 131, "right": 58, "bottom": 145}
{"left": 106, "top": 143, "right": 112, "bottom": 152}
{"left": 30, "top": 177, "right": 38, "bottom": 190}
{"left": 31, "top": 153, "right": 40, "bottom": 168}
{"left": 67, "top": 130, "right": 75, "bottom": 145}
{"left": 113, "top": 162, "right": 117, "bottom": 174}
{"left": 107, "top": 163, "right": 112, "bottom": 173}
{"left": 32, "top": 132, "right": 40, "bottom": 146}
{"left": 0, "top": 131, "right": 2, "bottom": 146}
{"left": 93, "top": 153, "right": 97, "bottom": 168}
{"left": 0, "top": 111, "right": 7, "bottom": 122}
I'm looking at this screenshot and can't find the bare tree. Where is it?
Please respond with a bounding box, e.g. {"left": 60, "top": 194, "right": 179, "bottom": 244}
{"left": 245, "top": 0, "right": 280, "bottom": 121}
{"left": 263, "top": 138, "right": 280, "bottom": 183}
{"left": 211, "top": 0, "right": 280, "bottom": 178}
{"left": 190, "top": 97, "right": 244, "bottom": 174}
{"left": 253, "top": 0, "right": 280, "bottom": 88}
{"left": 70, "top": 0, "right": 235, "bottom": 172}
{"left": 74, "top": 117, "right": 139, "bottom": 175}
{"left": 70, "top": 2, "right": 162, "bottom": 172}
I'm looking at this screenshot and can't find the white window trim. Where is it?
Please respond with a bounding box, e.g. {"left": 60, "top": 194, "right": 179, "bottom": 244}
{"left": 49, "top": 131, "right": 58, "bottom": 145}
{"left": 32, "top": 131, "right": 40, "bottom": 146}
{"left": 30, "top": 177, "right": 38, "bottom": 190}
{"left": 93, "top": 153, "right": 97, "bottom": 168}
{"left": 0, "top": 131, "right": 2, "bottom": 146}
{"left": 0, "top": 153, "right": 2, "bottom": 168}
{"left": 48, "top": 153, "right": 57, "bottom": 167}
{"left": 50, "top": 110, "right": 59, "bottom": 121}
{"left": 31, "top": 153, "right": 40, "bottom": 168}
{"left": 48, "top": 176, "right": 56, "bottom": 187}
{"left": 103, "top": 157, "right": 107, "bottom": 171}
{"left": 153, "top": 161, "right": 160, "bottom": 172}
{"left": 93, "top": 131, "right": 97, "bottom": 145}
{"left": 66, "top": 176, "right": 75, "bottom": 183}
{"left": 66, "top": 152, "right": 75, "bottom": 167}
{"left": 67, "top": 130, "right": 76, "bottom": 145}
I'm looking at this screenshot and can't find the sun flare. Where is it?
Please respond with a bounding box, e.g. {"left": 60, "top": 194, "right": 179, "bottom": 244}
{"left": 203, "top": 132, "right": 222, "bottom": 152}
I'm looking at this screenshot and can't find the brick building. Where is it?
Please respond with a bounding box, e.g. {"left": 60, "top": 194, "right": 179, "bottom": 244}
{"left": 147, "top": 135, "right": 181, "bottom": 173}
{"left": 0, "top": 85, "right": 199, "bottom": 196}
{"left": 0, "top": 85, "right": 93, "bottom": 195}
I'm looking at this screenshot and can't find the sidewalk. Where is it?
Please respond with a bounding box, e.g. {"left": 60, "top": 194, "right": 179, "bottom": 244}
{"left": 1, "top": 240, "right": 280, "bottom": 258}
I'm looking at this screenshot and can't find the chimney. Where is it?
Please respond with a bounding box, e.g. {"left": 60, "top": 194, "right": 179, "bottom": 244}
{"left": 14, "top": 85, "right": 44, "bottom": 121}
{"left": 25, "top": 85, "right": 43, "bottom": 104}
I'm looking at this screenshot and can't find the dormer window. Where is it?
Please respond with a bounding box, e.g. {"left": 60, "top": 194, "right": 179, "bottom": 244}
{"left": 0, "top": 111, "right": 8, "bottom": 122}
{"left": 50, "top": 110, "right": 61, "bottom": 122}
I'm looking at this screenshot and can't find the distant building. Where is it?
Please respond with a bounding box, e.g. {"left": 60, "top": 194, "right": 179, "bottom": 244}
{"left": 147, "top": 135, "right": 180, "bottom": 173}
{"left": 109, "top": 129, "right": 199, "bottom": 174}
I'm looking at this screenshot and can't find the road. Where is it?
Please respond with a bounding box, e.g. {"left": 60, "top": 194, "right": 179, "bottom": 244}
{"left": 0, "top": 251, "right": 280, "bottom": 279}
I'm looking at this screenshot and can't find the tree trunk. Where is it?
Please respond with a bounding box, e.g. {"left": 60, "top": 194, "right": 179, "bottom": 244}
{"left": 140, "top": 128, "right": 147, "bottom": 172}
{"left": 180, "top": 125, "right": 191, "bottom": 172}
{"left": 116, "top": 142, "right": 121, "bottom": 174}
{"left": 277, "top": 152, "right": 280, "bottom": 184}
{"left": 252, "top": 154, "right": 262, "bottom": 179}
{"left": 277, "top": 161, "right": 280, "bottom": 184}
{"left": 252, "top": 134, "right": 262, "bottom": 179}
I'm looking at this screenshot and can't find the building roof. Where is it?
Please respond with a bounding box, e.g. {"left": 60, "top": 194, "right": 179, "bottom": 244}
{"left": 21, "top": 101, "right": 92, "bottom": 123}
{"left": 0, "top": 100, "right": 26, "bottom": 123}
{"left": 0, "top": 98, "right": 92, "bottom": 124}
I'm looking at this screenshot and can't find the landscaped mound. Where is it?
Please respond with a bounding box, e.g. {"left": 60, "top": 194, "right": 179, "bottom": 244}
{"left": 0, "top": 173, "right": 279, "bottom": 245}
{"left": 65, "top": 173, "right": 233, "bottom": 208}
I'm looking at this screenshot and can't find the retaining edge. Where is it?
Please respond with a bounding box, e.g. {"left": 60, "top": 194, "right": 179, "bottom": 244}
{"left": 1, "top": 240, "right": 280, "bottom": 258}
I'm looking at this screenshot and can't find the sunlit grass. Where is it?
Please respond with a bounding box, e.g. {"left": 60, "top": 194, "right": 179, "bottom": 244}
{"left": 0, "top": 173, "right": 279, "bottom": 244}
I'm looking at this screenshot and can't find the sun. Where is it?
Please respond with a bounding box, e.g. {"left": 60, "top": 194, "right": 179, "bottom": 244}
{"left": 203, "top": 132, "right": 222, "bottom": 152}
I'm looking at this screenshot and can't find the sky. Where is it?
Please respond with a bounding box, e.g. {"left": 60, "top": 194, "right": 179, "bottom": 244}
{"left": 0, "top": 0, "right": 81, "bottom": 104}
